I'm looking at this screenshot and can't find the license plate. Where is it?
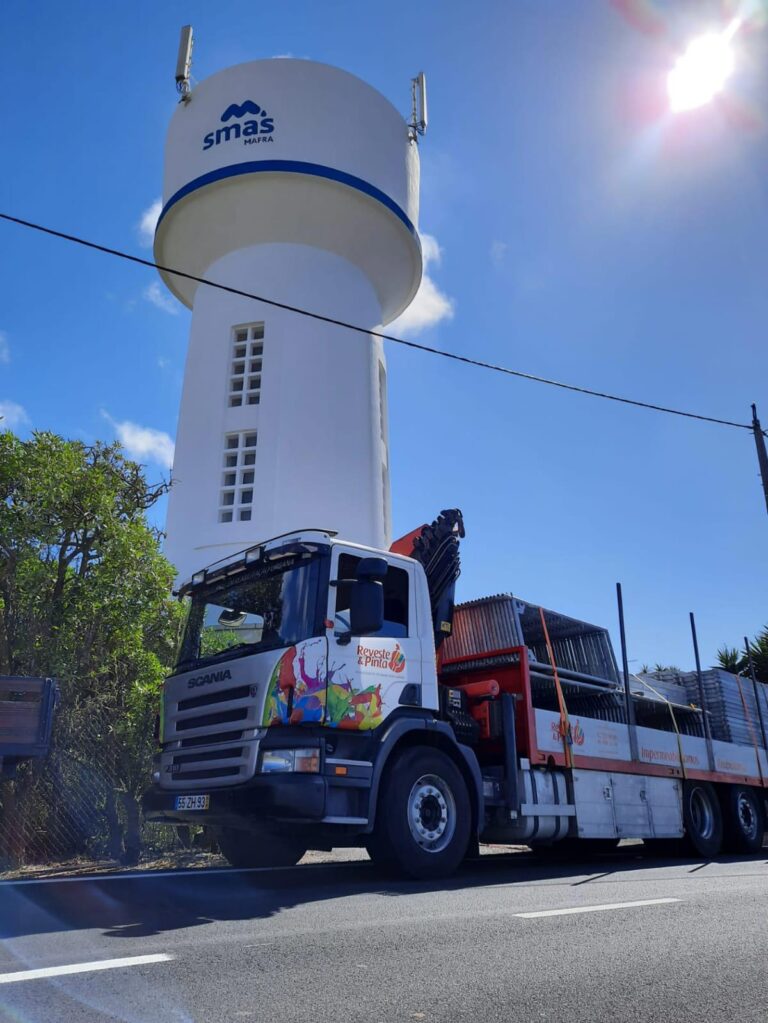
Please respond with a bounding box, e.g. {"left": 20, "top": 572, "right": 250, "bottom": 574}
{"left": 174, "top": 794, "right": 210, "bottom": 811}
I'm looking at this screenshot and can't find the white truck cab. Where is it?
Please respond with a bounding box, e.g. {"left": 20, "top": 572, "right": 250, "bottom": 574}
{"left": 144, "top": 522, "right": 472, "bottom": 874}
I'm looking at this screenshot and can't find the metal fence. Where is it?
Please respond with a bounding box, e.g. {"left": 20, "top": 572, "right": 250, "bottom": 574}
{"left": 0, "top": 695, "right": 184, "bottom": 872}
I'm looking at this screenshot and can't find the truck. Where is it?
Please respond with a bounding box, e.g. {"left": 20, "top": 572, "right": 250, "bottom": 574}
{"left": 143, "top": 511, "right": 768, "bottom": 877}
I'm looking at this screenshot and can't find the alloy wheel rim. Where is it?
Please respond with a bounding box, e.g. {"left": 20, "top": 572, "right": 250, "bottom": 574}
{"left": 736, "top": 793, "right": 757, "bottom": 839}
{"left": 407, "top": 773, "right": 456, "bottom": 853}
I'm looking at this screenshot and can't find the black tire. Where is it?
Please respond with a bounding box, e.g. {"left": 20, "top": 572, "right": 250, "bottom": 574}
{"left": 464, "top": 835, "right": 480, "bottom": 861}
{"left": 216, "top": 826, "right": 306, "bottom": 868}
{"left": 721, "top": 786, "right": 765, "bottom": 854}
{"left": 368, "top": 746, "right": 471, "bottom": 880}
{"left": 682, "top": 781, "right": 723, "bottom": 858}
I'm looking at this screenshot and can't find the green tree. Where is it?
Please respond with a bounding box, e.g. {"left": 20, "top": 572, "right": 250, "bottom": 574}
{"left": 716, "top": 630, "right": 768, "bottom": 682}
{"left": 716, "top": 645, "right": 744, "bottom": 674}
{"left": 0, "top": 430, "right": 182, "bottom": 864}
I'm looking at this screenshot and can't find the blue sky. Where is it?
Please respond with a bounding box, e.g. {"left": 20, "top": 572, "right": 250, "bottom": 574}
{"left": 2, "top": 0, "right": 767, "bottom": 669}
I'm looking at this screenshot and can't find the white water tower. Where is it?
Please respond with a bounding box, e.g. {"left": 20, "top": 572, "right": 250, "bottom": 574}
{"left": 155, "top": 43, "right": 424, "bottom": 581}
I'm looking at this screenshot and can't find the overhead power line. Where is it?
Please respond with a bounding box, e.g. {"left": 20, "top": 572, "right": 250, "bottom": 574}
{"left": 0, "top": 211, "right": 756, "bottom": 433}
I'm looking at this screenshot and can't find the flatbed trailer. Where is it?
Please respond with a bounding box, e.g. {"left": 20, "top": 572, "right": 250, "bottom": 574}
{"left": 440, "top": 639, "right": 766, "bottom": 854}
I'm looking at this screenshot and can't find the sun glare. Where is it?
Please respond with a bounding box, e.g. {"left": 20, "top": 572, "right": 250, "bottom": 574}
{"left": 667, "top": 30, "right": 736, "bottom": 112}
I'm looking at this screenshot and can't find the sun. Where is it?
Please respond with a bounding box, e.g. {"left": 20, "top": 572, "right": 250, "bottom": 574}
{"left": 667, "top": 29, "right": 736, "bottom": 112}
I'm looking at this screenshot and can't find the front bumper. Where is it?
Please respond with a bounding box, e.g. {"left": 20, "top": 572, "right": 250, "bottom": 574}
{"left": 142, "top": 772, "right": 327, "bottom": 829}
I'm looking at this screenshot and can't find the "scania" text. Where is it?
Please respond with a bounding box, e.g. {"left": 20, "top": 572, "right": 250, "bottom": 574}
{"left": 188, "top": 668, "right": 233, "bottom": 689}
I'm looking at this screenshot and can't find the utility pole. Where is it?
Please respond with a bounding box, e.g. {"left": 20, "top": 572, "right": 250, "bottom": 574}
{"left": 751, "top": 404, "right": 768, "bottom": 516}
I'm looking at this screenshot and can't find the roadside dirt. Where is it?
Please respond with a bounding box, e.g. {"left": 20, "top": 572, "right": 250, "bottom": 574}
{"left": 0, "top": 844, "right": 529, "bottom": 882}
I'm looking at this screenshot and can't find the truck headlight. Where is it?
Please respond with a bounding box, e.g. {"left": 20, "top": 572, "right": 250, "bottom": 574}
{"left": 260, "top": 748, "right": 320, "bottom": 774}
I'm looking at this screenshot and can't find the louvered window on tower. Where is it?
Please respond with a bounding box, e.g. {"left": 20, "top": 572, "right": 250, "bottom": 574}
{"left": 219, "top": 432, "right": 258, "bottom": 522}
{"left": 229, "top": 323, "right": 264, "bottom": 407}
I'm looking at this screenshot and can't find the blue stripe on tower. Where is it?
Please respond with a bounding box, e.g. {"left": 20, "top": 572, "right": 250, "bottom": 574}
{"left": 157, "top": 160, "right": 417, "bottom": 237}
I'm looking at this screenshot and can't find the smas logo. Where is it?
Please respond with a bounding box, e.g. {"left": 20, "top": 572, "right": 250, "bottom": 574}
{"left": 203, "top": 100, "right": 275, "bottom": 151}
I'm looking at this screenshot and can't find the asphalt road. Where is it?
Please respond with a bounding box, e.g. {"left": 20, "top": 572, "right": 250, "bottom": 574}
{"left": 1, "top": 846, "right": 767, "bottom": 1023}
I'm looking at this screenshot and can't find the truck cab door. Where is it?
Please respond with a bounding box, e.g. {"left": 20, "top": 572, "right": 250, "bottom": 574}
{"left": 324, "top": 546, "right": 422, "bottom": 730}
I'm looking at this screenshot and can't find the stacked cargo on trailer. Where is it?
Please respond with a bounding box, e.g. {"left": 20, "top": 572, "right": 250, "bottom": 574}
{"left": 640, "top": 668, "right": 768, "bottom": 748}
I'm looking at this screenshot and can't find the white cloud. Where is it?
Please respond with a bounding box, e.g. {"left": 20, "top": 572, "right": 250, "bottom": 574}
{"left": 102, "top": 411, "right": 174, "bottom": 469}
{"left": 490, "top": 240, "right": 508, "bottom": 265}
{"left": 389, "top": 232, "right": 454, "bottom": 335}
{"left": 420, "top": 233, "right": 442, "bottom": 265}
{"left": 144, "top": 281, "right": 180, "bottom": 316}
{"left": 157, "top": 356, "right": 170, "bottom": 370}
{"left": 0, "top": 400, "right": 30, "bottom": 431}
{"left": 137, "top": 198, "right": 162, "bottom": 248}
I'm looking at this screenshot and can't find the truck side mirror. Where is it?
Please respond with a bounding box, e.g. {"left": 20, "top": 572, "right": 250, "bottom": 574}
{"left": 356, "top": 557, "right": 388, "bottom": 581}
{"left": 349, "top": 557, "right": 386, "bottom": 636}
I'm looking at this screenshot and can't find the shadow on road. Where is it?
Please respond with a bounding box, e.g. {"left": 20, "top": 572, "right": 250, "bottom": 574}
{"left": 2, "top": 846, "right": 766, "bottom": 942}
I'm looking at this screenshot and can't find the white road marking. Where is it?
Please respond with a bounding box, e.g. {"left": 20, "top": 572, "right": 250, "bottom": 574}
{"left": 0, "top": 953, "right": 173, "bottom": 985}
{"left": 515, "top": 897, "right": 680, "bottom": 918}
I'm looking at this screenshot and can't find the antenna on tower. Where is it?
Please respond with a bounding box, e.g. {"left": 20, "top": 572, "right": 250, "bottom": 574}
{"left": 408, "top": 72, "right": 428, "bottom": 142}
{"left": 175, "top": 25, "right": 194, "bottom": 103}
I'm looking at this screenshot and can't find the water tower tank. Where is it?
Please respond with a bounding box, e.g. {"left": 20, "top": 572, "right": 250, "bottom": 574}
{"left": 155, "top": 58, "right": 422, "bottom": 581}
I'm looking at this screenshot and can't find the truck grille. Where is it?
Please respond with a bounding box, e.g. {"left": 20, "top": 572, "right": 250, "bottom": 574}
{"left": 161, "top": 681, "right": 262, "bottom": 789}
{"left": 176, "top": 708, "right": 248, "bottom": 731}
{"left": 179, "top": 730, "right": 243, "bottom": 748}
{"left": 165, "top": 683, "right": 261, "bottom": 742}
{"left": 160, "top": 740, "right": 258, "bottom": 789}
{"left": 178, "top": 685, "right": 251, "bottom": 712}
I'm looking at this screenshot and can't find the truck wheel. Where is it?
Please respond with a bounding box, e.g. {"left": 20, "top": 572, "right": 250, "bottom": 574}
{"left": 722, "top": 786, "right": 764, "bottom": 854}
{"left": 216, "top": 826, "right": 306, "bottom": 868}
{"left": 368, "top": 747, "right": 471, "bottom": 880}
{"left": 682, "top": 781, "right": 722, "bottom": 858}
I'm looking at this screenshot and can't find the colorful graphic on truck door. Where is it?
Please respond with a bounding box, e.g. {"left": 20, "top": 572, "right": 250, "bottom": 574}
{"left": 326, "top": 637, "right": 418, "bottom": 728}
{"left": 262, "top": 638, "right": 385, "bottom": 730}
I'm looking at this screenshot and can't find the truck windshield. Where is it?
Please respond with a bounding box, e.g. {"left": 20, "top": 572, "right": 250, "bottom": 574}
{"left": 175, "top": 548, "right": 329, "bottom": 671}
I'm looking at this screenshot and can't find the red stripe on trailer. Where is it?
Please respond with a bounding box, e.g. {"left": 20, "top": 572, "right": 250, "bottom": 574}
{"left": 535, "top": 748, "right": 682, "bottom": 778}
{"left": 685, "top": 769, "right": 763, "bottom": 786}
{"left": 533, "top": 743, "right": 764, "bottom": 787}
